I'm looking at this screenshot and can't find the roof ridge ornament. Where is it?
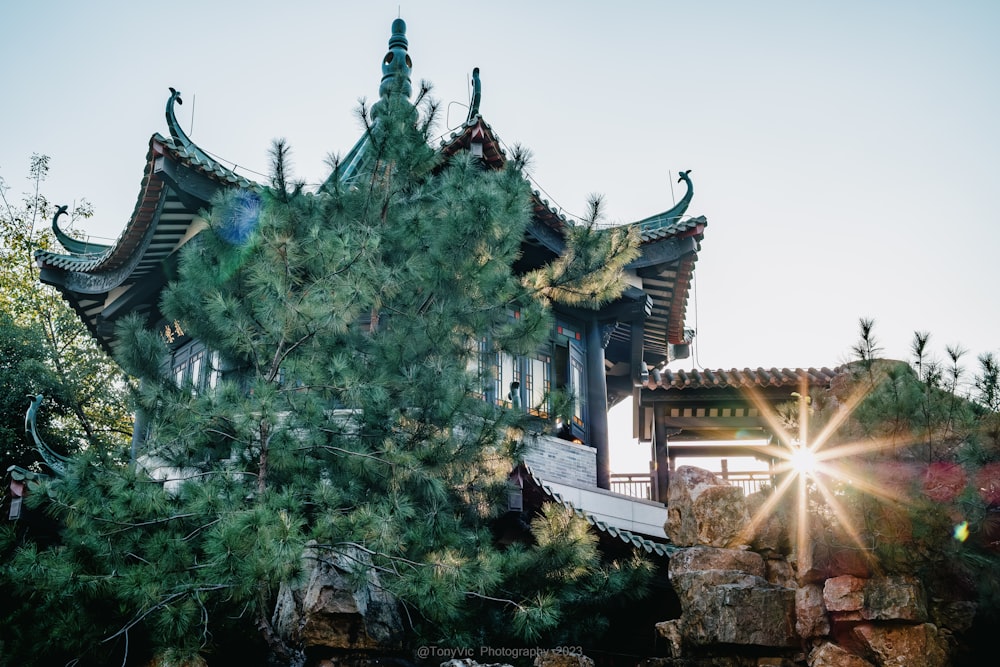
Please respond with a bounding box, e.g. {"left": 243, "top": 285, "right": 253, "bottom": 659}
{"left": 632, "top": 169, "right": 695, "bottom": 232}
{"left": 24, "top": 394, "right": 69, "bottom": 476}
{"left": 378, "top": 18, "right": 412, "bottom": 101}
{"left": 165, "top": 87, "right": 215, "bottom": 166}
{"left": 51, "top": 204, "right": 109, "bottom": 256}
{"left": 466, "top": 67, "right": 482, "bottom": 122}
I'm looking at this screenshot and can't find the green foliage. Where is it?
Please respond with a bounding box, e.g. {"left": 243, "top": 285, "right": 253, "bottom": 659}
{"left": 0, "top": 311, "right": 67, "bottom": 469}
{"left": 0, "top": 155, "right": 132, "bottom": 471}
{"left": 801, "top": 318, "right": 1000, "bottom": 646}
{"left": 7, "top": 94, "right": 644, "bottom": 664}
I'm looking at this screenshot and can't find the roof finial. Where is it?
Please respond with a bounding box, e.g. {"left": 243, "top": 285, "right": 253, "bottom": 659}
{"left": 164, "top": 87, "right": 214, "bottom": 165}
{"left": 466, "top": 67, "right": 482, "bottom": 122}
{"left": 378, "top": 18, "right": 412, "bottom": 100}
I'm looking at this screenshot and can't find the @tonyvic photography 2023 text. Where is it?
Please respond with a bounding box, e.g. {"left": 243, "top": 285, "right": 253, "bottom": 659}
{"left": 415, "top": 645, "right": 584, "bottom": 660}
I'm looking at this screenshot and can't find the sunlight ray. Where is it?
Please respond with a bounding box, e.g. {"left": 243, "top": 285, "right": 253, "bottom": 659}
{"left": 811, "top": 435, "right": 918, "bottom": 462}
{"left": 807, "top": 379, "right": 876, "bottom": 452}
{"left": 743, "top": 385, "right": 797, "bottom": 449}
{"left": 812, "top": 478, "right": 881, "bottom": 572}
{"left": 795, "top": 472, "right": 809, "bottom": 575}
{"left": 735, "top": 471, "right": 798, "bottom": 547}
{"left": 812, "top": 461, "right": 912, "bottom": 506}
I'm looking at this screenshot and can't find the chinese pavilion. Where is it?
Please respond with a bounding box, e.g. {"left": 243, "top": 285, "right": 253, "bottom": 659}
{"left": 35, "top": 19, "right": 707, "bottom": 501}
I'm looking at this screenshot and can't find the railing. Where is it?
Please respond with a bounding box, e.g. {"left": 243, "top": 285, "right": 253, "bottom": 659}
{"left": 720, "top": 471, "right": 773, "bottom": 496}
{"left": 609, "top": 473, "right": 653, "bottom": 500}
{"left": 609, "top": 469, "right": 774, "bottom": 500}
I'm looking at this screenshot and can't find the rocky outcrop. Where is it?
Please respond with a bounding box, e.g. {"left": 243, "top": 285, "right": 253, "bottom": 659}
{"left": 272, "top": 544, "right": 403, "bottom": 653}
{"left": 657, "top": 466, "right": 976, "bottom": 667}
{"left": 666, "top": 466, "right": 751, "bottom": 548}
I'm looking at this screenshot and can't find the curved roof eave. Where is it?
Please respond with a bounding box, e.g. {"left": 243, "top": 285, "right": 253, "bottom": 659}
{"left": 36, "top": 133, "right": 256, "bottom": 281}
{"left": 35, "top": 123, "right": 259, "bottom": 352}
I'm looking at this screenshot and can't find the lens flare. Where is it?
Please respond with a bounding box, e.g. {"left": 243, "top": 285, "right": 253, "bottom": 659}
{"left": 954, "top": 521, "right": 970, "bottom": 542}
{"left": 790, "top": 445, "right": 817, "bottom": 476}
{"left": 736, "top": 376, "right": 909, "bottom": 576}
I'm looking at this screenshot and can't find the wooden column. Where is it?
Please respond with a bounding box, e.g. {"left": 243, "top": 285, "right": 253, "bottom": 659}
{"left": 586, "top": 318, "right": 611, "bottom": 490}
{"left": 653, "top": 405, "right": 670, "bottom": 503}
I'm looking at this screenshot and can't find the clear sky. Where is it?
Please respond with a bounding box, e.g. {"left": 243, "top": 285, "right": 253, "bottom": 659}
{"left": 3, "top": 0, "right": 998, "bottom": 386}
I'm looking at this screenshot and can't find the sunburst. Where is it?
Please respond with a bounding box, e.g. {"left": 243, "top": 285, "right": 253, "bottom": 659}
{"left": 734, "top": 373, "right": 911, "bottom": 577}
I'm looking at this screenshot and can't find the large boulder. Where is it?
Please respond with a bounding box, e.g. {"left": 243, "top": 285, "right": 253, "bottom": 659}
{"left": 272, "top": 544, "right": 403, "bottom": 652}
{"left": 852, "top": 623, "right": 948, "bottom": 667}
{"left": 666, "top": 466, "right": 751, "bottom": 547}
{"left": 668, "top": 546, "right": 797, "bottom": 648}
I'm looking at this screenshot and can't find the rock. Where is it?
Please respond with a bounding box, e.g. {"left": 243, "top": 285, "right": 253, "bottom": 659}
{"left": 442, "top": 661, "right": 511, "bottom": 667}
{"left": 827, "top": 547, "right": 873, "bottom": 579}
{"left": 533, "top": 652, "right": 594, "bottom": 667}
{"left": 861, "top": 576, "right": 926, "bottom": 622}
{"left": 929, "top": 598, "right": 977, "bottom": 633}
{"left": 666, "top": 466, "right": 752, "bottom": 547}
{"left": 796, "top": 583, "right": 831, "bottom": 638}
{"left": 801, "top": 543, "right": 873, "bottom": 583}
{"left": 272, "top": 544, "right": 403, "bottom": 652}
{"left": 668, "top": 550, "right": 797, "bottom": 647}
{"left": 655, "top": 619, "right": 684, "bottom": 657}
{"left": 823, "top": 575, "right": 926, "bottom": 624}
{"left": 823, "top": 576, "right": 865, "bottom": 612}
{"left": 669, "top": 545, "right": 766, "bottom": 579}
{"left": 756, "top": 659, "right": 798, "bottom": 667}
{"left": 808, "top": 642, "right": 874, "bottom": 667}
{"left": 745, "top": 491, "right": 789, "bottom": 554}
{"left": 852, "top": 623, "right": 948, "bottom": 667}
{"left": 765, "top": 557, "right": 796, "bottom": 588}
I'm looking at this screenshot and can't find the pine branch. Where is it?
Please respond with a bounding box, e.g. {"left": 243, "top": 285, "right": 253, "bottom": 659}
{"left": 314, "top": 541, "right": 425, "bottom": 572}
{"left": 313, "top": 446, "right": 390, "bottom": 468}
{"left": 464, "top": 591, "right": 526, "bottom": 611}
{"left": 102, "top": 584, "right": 231, "bottom": 644}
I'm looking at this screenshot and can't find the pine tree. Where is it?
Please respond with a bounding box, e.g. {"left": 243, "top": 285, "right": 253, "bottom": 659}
{"left": 9, "top": 91, "right": 647, "bottom": 665}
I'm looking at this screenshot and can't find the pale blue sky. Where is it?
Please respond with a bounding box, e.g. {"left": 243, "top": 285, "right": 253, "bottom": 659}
{"left": 3, "top": 0, "right": 999, "bottom": 386}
